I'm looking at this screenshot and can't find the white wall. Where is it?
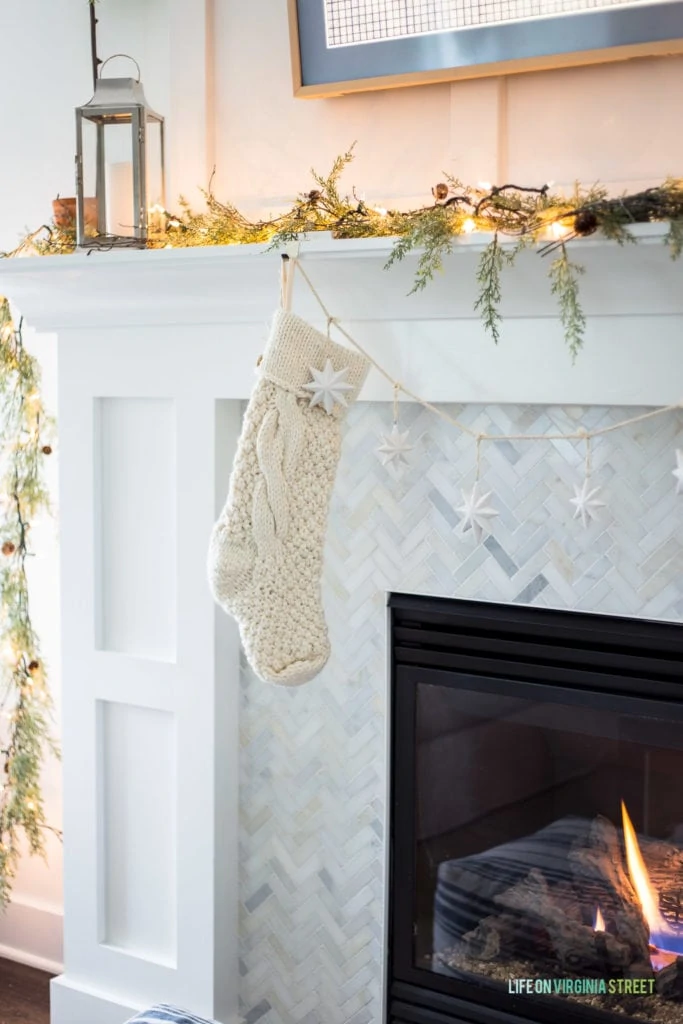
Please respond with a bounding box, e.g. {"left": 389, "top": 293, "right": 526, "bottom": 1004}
{"left": 0, "top": 0, "right": 683, "bottom": 972}
{"left": 0, "top": 2, "right": 91, "bottom": 254}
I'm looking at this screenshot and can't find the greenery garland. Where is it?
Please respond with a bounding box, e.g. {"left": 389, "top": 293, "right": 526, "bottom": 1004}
{"left": 6, "top": 147, "right": 683, "bottom": 360}
{"left": 0, "top": 298, "right": 58, "bottom": 907}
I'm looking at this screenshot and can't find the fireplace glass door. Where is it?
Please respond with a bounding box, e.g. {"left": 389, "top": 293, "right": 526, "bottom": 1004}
{"left": 408, "top": 672, "right": 683, "bottom": 1023}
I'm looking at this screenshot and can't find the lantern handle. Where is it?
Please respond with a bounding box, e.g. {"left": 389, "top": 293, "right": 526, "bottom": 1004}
{"left": 99, "top": 53, "right": 141, "bottom": 82}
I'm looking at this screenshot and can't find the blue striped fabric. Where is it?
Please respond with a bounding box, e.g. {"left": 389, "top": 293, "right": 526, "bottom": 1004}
{"left": 125, "top": 1006, "right": 218, "bottom": 1024}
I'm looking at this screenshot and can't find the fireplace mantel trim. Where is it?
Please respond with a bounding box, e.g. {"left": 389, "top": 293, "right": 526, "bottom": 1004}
{"left": 1, "top": 225, "right": 681, "bottom": 406}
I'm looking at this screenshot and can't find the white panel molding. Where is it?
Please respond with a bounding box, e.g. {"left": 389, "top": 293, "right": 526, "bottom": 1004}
{"left": 95, "top": 397, "right": 177, "bottom": 661}
{"left": 40, "top": 319, "right": 242, "bottom": 1023}
{"left": 99, "top": 703, "right": 177, "bottom": 964}
{"left": 50, "top": 975, "right": 139, "bottom": 1024}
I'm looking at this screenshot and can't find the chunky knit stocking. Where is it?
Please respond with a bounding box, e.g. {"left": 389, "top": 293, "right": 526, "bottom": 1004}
{"left": 208, "top": 310, "right": 369, "bottom": 685}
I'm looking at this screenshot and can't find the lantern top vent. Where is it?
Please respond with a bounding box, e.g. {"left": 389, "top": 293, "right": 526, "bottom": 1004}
{"left": 78, "top": 76, "right": 164, "bottom": 124}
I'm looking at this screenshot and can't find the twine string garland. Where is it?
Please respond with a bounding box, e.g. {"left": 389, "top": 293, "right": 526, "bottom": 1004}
{"left": 291, "top": 257, "right": 682, "bottom": 460}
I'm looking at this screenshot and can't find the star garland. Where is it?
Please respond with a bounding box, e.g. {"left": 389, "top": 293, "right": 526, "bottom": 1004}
{"left": 294, "top": 258, "right": 683, "bottom": 546}
{"left": 0, "top": 299, "right": 58, "bottom": 908}
{"left": 5, "top": 147, "right": 683, "bottom": 359}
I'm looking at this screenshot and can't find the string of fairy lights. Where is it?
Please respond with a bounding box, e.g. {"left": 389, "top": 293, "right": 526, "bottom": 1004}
{"left": 0, "top": 299, "right": 57, "bottom": 907}
{"left": 287, "top": 258, "right": 683, "bottom": 544}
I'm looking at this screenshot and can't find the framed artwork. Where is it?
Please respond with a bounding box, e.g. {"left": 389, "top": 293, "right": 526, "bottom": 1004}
{"left": 288, "top": 0, "right": 683, "bottom": 96}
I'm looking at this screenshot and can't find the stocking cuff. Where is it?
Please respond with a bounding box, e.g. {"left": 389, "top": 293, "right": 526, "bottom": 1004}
{"left": 260, "top": 310, "right": 369, "bottom": 416}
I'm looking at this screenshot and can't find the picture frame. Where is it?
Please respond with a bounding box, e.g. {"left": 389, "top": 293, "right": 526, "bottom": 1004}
{"left": 288, "top": 0, "right": 683, "bottom": 97}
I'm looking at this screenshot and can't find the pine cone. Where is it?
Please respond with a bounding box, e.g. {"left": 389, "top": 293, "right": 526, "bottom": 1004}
{"left": 42, "top": 445, "right": 53, "bottom": 455}
{"left": 574, "top": 210, "right": 598, "bottom": 236}
{"left": 2, "top": 541, "right": 15, "bottom": 556}
{"left": 28, "top": 660, "right": 40, "bottom": 673}
{"left": 432, "top": 183, "right": 449, "bottom": 201}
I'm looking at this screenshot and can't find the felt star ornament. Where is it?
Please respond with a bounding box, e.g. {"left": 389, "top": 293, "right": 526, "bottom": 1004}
{"left": 570, "top": 478, "right": 606, "bottom": 529}
{"left": 673, "top": 449, "right": 683, "bottom": 494}
{"left": 303, "top": 359, "right": 354, "bottom": 415}
{"left": 377, "top": 425, "right": 414, "bottom": 468}
{"left": 456, "top": 483, "right": 499, "bottom": 544}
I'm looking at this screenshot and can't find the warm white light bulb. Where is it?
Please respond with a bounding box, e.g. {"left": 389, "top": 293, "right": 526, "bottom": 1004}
{"left": 478, "top": 181, "right": 492, "bottom": 192}
{"left": 551, "top": 221, "right": 570, "bottom": 239}
{"left": 1, "top": 641, "right": 15, "bottom": 662}
{"left": 373, "top": 206, "right": 388, "bottom": 218}
{"left": 462, "top": 217, "right": 476, "bottom": 234}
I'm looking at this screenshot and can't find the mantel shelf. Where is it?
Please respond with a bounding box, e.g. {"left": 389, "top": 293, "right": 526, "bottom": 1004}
{"left": 0, "top": 223, "right": 677, "bottom": 329}
{"left": 0, "top": 224, "right": 681, "bottom": 406}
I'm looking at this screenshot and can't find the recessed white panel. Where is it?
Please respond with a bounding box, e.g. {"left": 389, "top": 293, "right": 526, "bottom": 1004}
{"left": 99, "top": 701, "right": 177, "bottom": 964}
{"left": 95, "top": 397, "right": 176, "bottom": 661}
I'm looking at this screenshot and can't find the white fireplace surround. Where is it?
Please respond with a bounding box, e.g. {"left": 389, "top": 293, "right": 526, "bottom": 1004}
{"left": 0, "top": 227, "right": 681, "bottom": 1024}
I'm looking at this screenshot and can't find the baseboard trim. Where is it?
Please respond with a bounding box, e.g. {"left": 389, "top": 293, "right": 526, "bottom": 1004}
{"left": 0, "top": 897, "right": 63, "bottom": 973}
{"left": 0, "top": 942, "right": 62, "bottom": 976}
{"left": 50, "top": 974, "right": 140, "bottom": 1024}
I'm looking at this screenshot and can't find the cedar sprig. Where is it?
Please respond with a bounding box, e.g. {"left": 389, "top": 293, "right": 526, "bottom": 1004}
{"left": 0, "top": 298, "right": 59, "bottom": 908}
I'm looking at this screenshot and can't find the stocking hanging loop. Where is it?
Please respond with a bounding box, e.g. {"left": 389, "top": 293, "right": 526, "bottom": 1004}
{"left": 279, "top": 243, "right": 299, "bottom": 312}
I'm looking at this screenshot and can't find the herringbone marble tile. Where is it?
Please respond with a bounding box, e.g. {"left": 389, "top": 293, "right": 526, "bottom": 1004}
{"left": 239, "top": 402, "right": 683, "bottom": 1024}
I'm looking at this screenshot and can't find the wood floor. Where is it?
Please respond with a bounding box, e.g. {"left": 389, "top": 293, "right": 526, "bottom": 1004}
{"left": 0, "top": 958, "right": 51, "bottom": 1024}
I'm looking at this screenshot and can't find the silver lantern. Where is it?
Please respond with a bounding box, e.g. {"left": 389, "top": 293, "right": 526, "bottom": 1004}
{"left": 75, "top": 55, "right": 166, "bottom": 249}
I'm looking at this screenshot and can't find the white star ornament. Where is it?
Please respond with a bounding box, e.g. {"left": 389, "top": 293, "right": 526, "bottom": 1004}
{"left": 377, "top": 425, "right": 414, "bottom": 468}
{"left": 570, "top": 479, "right": 606, "bottom": 529}
{"left": 456, "top": 483, "right": 499, "bottom": 544}
{"left": 673, "top": 449, "right": 683, "bottom": 495}
{"left": 302, "top": 359, "right": 354, "bottom": 415}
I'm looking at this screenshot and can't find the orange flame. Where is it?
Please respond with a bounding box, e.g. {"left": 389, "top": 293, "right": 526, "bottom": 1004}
{"left": 621, "top": 800, "right": 671, "bottom": 942}
{"left": 593, "top": 906, "right": 606, "bottom": 932}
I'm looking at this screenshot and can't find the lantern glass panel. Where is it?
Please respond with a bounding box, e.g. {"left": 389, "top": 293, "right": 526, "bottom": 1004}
{"left": 78, "top": 117, "right": 101, "bottom": 237}
{"left": 145, "top": 118, "right": 165, "bottom": 230}
{"left": 105, "top": 118, "right": 137, "bottom": 238}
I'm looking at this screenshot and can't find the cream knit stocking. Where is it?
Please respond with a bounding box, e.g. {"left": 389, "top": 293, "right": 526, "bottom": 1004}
{"left": 208, "top": 310, "right": 369, "bottom": 685}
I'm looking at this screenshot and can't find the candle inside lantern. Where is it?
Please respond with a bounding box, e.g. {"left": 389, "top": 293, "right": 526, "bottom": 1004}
{"left": 106, "top": 161, "right": 134, "bottom": 236}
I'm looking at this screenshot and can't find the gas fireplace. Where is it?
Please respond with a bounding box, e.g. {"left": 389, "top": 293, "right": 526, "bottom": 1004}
{"left": 387, "top": 595, "right": 683, "bottom": 1024}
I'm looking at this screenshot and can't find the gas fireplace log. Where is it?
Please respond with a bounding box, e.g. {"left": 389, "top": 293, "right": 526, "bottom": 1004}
{"left": 643, "top": 840, "right": 683, "bottom": 932}
{"left": 569, "top": 815, "right": 651, "bottom": 970}
{"left": 656, "top": 957, "right": 683, "bottom": 1001}
{"left": 461, "top": 914, "right": 526, "bottom": 961}
{"left": 493, "top": 867, "right": 642, "bottom": 974}
{"left": 569, "top": 816, "right": 640, "bottom": 908}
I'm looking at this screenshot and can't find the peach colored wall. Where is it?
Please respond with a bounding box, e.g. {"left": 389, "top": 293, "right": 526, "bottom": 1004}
{"left": 212, "top": 1, "right": 683, "bottom": 215}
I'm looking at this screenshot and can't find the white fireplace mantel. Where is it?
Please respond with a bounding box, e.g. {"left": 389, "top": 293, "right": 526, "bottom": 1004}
{"left": 3, "top": 224, "right": 683, "bottom": 406}
{"left": 0, "top": 229, "right": 681, "bottom": 1024}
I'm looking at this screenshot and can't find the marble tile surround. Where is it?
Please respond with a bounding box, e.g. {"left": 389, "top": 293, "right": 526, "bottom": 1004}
{"left": 238, "top": 401, "right": 683, "bottom": 1024}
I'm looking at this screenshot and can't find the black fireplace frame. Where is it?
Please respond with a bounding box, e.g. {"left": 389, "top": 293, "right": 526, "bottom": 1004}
{"left": 387, "top": 593, "right": 683, "bottom": 1024}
